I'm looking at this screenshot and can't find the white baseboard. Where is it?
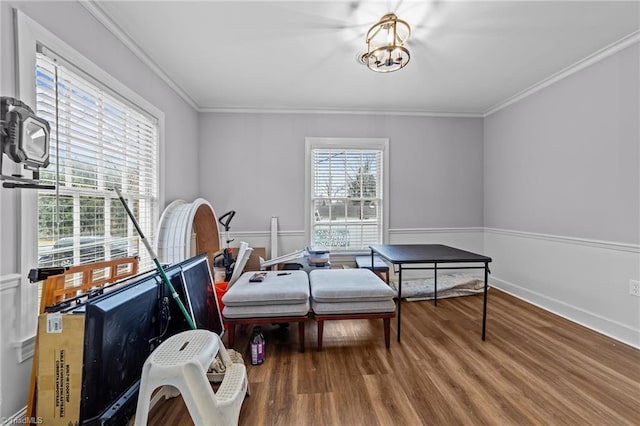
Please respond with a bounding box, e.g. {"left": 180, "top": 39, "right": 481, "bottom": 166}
{"left": 1, "top": 407, "right": 27, "bottom": 426}
{"left": 485, "top": 229, "right": 640, "bottom": 349}
{"left": 491, "top": 275, "right": 640, "bottom": 349}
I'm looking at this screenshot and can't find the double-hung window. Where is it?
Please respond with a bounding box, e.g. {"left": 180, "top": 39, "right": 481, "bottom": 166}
{"left": 11, "top": 10, "right": 162, "bottom": 356}
{"left": 34, "top": 48, "right": 159, "bottom": 272}
{"left": 306, "top": 137, "right": 389, "bottom": 252}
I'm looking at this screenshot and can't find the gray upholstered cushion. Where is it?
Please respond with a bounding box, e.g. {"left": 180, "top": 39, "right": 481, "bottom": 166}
{"left": 223, "top": 301, "right": 310, "bottom": 318}
{"left": 311, "top": 299, "right": 396, "bottom": 315}
{"left": 222, "top": 271, "right": 310, "bottom": 306}
{"left": 309, "top": 269, "right": 395, "bottom": 302}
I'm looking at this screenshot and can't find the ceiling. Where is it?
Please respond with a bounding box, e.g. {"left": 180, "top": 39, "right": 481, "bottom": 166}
{"left": 91, "top": 1, "right": 639, "bottom": 115}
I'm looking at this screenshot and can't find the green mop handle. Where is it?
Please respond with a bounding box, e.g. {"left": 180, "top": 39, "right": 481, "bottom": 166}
{"left": 114, "top": 187, "right": 196, "bottom": 330}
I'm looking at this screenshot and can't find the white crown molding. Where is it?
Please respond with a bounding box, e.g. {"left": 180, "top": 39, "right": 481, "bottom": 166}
{"left": 80, "top": 1, "right": 639, "bottom": 118}
{"left": 79, "top": 0, "right": 199, "bottom": 111}
{"left": 198, "top": 107, "right": 484, "bottom": 118}
{"left": 485, "top": 227, "right": 640, "bottom": 253}
{"left": 484, "top": 30, "right": 640, "bottom": 117}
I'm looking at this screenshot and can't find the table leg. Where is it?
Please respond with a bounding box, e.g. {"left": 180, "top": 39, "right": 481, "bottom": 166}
{"left": 397, "top": 265, "right": 402, "bottom": 342}
{"left": 482, "top": 262, "right": 489, "bottom": 341}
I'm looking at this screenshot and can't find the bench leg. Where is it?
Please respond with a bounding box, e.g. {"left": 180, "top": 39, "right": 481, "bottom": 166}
{"left": 227, "top": 323, "right": 236, "bottom": 348}
{"left": 298, "top": 321, "right": 305, "bottom": 353}
{"left": 383, "top": 318, "right": 390, "bottom": 349}
{"left": 317, "top": 320, "right": 324, "bottom": 351}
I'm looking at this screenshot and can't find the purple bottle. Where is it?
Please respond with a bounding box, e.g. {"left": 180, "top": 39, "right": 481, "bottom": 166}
{"left": 250, "top": 326, "right": 265, "bottom": 365}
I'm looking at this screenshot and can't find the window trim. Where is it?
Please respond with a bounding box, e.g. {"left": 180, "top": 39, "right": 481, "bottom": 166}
{"left": 14, "top": 9, "right": 165, "bottom": 351}
{"left": 304, "top": 137, "right": 389, "bottom": 254}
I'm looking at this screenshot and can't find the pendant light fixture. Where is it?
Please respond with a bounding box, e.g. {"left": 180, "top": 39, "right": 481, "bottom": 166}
{"left": 359, "top": 13, "right": 411, "bottom": 73}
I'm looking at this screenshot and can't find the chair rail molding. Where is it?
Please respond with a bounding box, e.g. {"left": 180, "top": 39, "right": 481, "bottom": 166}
{"left": 484, "top": 227, "right": 640, "bottom": 253}
{"left": 0, "top": 274, "right": 36, "bottom": 362}
{"left": 0, "top": 274, "right": 21, "bottom": 292}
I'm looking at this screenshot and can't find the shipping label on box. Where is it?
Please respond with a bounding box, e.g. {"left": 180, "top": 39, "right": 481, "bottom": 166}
{"left": 37, "top": 313, "right": 85, "bottom": 426}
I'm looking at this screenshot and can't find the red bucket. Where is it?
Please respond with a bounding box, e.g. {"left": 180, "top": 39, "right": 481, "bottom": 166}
{"left": 214, "top": 282, "right": 229, "bottom": 329}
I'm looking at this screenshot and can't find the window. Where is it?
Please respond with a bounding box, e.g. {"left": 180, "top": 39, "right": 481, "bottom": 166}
{"left": 306, "top": 137, "right": 389, "bottom": 251}
{"left": 34, "top": 49, "right": 159, "bottom": 272}
{"left": 12, "top": 10, "right": 164, "bottom": 358}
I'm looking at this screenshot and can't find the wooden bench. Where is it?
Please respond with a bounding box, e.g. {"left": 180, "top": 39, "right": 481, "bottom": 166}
{"left": 221, "top": 271, "right": 310, "bottom": 352}
{"left": 309, "top": 269, "right": 396, "bottom": 350}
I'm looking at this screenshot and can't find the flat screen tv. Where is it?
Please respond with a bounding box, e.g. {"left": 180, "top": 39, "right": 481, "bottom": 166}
{"left": 181, "top": 255, "right": 224, "bottom": 334}
{"left": 80, "top": 275, "right": 162, "bottom": 425}
{"left": 77, "top": 254, "right": 223, "bottom": 425}
{"left": 164, "top": 254, "right": 224, "bottom": 338}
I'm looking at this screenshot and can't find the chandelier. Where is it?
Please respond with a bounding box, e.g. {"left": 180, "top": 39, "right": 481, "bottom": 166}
{"left": 359, "top": 13, "right": 411, "bottom": 73}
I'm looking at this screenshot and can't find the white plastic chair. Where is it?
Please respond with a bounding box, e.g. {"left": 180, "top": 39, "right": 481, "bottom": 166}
{"left": 134, "top": 329, "right": 248, "bottom": 426}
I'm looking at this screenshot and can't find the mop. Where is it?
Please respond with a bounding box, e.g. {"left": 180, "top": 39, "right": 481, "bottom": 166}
{"left": 114, "top": 187, "right": 196, "bottom": 330}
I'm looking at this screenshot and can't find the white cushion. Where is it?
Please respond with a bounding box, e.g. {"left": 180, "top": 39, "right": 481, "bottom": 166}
{"left": 222, "top": 271, "right": 309, "bottom": 306}
{"left": 309, "top": 269, "right": 395, "bottom": 303}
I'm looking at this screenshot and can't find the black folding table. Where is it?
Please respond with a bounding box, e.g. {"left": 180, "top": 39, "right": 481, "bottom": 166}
{"left": 369, "top": 244, "right": 492, "bottom": 342}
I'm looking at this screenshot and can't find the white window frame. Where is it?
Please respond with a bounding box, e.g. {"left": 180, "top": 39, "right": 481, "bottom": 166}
{"left": 14, "top": 10, "right": 165, "bottom": 358}
{"left": 305, "top": 137, "right": 389, "bottom": 254}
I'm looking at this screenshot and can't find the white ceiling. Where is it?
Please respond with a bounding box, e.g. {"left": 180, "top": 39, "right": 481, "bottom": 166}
{"left": 91, "top": 1, "right": 639, "bottom": 115}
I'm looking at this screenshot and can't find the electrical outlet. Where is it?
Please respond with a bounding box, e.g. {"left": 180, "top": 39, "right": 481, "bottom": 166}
{"left": 630, "top": 280, "right": 640, "bottom": 297}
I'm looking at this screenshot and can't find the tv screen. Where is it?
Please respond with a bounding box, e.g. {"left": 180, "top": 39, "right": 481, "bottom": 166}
{"left": 164, "top": 255, "right": 224, "bottom": 337}
{"left": 80, "top": 276, "right": 161, "bottom": 424}
{"left": 181, "top": 255, "right": 224, "bottom": 335}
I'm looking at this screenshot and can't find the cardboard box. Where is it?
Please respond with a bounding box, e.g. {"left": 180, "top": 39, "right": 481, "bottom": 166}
{"left": 231, "top": 246, "right": 266, "bottom": 272}
{"left": 37, "top": 312, "right": 85, "bottom": 426}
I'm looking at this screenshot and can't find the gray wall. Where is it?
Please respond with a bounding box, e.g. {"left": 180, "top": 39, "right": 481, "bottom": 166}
{"left": 484, "top": 42, "right": 640, "bottom": 346}
{"left": 485, "top": 44, "right": 640, "bottom": 244}
{"left": 0, "top": 1, "right": 199, "bottom": 417}
{"left": 199, "top": 113, "right": 484, "bottom": 233}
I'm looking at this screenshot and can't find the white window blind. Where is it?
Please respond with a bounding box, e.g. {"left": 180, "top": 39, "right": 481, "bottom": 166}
{"left": 35, "top": 50, "right": 159, "bottom": 272}
{"left": 310, "top": 147, "right": 384, "bottom": 250}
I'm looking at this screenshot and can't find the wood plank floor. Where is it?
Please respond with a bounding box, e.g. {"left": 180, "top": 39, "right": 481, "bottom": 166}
{"left": 147, "top": 290, "right": 640, "bottom": 425}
